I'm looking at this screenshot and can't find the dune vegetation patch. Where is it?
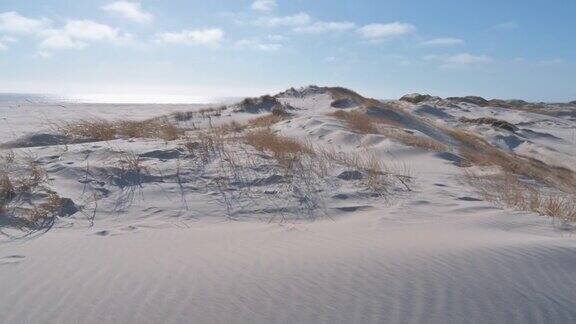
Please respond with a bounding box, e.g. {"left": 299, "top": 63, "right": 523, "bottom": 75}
{"left": 0, "top": 151, "right": 76, "bottom": 235}
{"left": 173, "top": 124, "right": 413, "bottom": 221}
{"left": 173, "top": 106, "right": 227, "bottom": 122}
{"left": 463, "top": 170, "right": 576, "bottom": 227}
{"left": 57, "top": 118, "right": 184, "bottom": 142}
{"left": 447, "top": 126, "right": 576, "bottom": 225}
{"left": 459, "top": 117, "right": 518, "bottom": 132}
{"left": 445, "top": 127, "right": 576, "bottom": 192}
{"left": 329, "top": 110, "right": 447, "bottom": 152}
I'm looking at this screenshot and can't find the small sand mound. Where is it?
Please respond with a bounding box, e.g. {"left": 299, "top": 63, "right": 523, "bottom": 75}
{"left": 235, "top": 95, "right": 293, "bottom": 113}
{"left": 413, "top": 105, "right": 454, "bottom": 120}
{"left": 399, "top": 93, "right": 440, "bottom": 104}
{"left": 276, "top": 85, "right": 328, "bottom": 98}
{"left": 1, "top": 133, "right": 82, "bottom": 149}
{"left": 446, "top": 96, "right": 490, "bottom": 107}
{"left": 459, "top": 117, "right": 518, "bottom": 132}
{"left": 331, "top": 98, "right": 360, "bottom": 109}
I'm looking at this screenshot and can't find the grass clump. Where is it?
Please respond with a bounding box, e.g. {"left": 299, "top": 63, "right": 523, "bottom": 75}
{"left": 330, "top": 110, "right": 446, "bottom": 152}
{"left": 445, "top": 127, "right": 576, "bottom": 192}
{"left": 244, "top": 129, "right": 313, "bottom": 165}
{"left": 0, "top": 155, "right": 67, "bottom": 232}
{"left": 463, "top": 170, "right": 576, "bottom": 226}
{"left": 173, "top": 106, "right": 227, "bottom": 122}
{"left": 59, "top": 118, "right": 183, "bottom": 142}
{"left": 330, "top": 110, "right": 378, "bottom": 134}
{"left": 380, "top": 129, "right": 447, "bottom": 152}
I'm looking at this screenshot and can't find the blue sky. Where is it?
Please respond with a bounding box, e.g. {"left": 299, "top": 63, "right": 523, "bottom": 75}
{"left": 0, "top": 0, "right": 575, "bottom": 102}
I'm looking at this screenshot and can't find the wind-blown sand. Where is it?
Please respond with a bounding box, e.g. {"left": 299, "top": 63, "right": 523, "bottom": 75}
{"left": 1, "top": 87, "right": 576, "bottom": 323}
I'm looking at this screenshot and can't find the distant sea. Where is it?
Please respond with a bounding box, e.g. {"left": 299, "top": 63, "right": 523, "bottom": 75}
{"left": 0, "top": 93, "right": 227, "bottom": 104}
{"left": 0, "top": 93, "right": 62, "bottom": 103}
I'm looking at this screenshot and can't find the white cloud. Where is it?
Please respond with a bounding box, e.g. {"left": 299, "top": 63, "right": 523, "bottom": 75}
{"left": 65, "top": 20, "right": 125, "bottom": 41}
{"left": 294, "top": 21, "right": 356, "bottom": 34}
{"left": 0, "top": 11, "right": 50, "bottom": 34}
{"left": 0, "top": 35, "right": 17, "bottom": 51}
{"left": 256, "top": 13, "right": 355, "bottom": 35}
{"left": 155, "top": 28, "right": 224, "bottom": 46}
{"left": 0, "top": 12, "right": 130, "bottom": 52}
{"left": 40, "top": 33, "right": 87, "bottom": 50}
{"left": 425, "top": 53, "right": 493, "bottom": 68}
{"left": 40, "top": 20, "right": 130, "bottom": 50}
{"left": 235, "top": 38, "right": 281, "bottom": 52}
{"left": 251, "top": 0, "right": 277, "bottom": 12}
{"left": 256, "top": 13, "right": 311, "bottom": 27}
{"left": 101, "top": 1, "right": 153, "bottom": 23}
{"left": 421, "top": 37, "right": 464, "bottom": 47}
{"left": 358, "top": 22, "right": 415, "bottom": 41}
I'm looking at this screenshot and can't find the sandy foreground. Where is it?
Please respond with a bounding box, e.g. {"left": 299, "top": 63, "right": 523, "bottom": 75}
{"left": 1, "top": 90, "right": 576, "bottom": 323}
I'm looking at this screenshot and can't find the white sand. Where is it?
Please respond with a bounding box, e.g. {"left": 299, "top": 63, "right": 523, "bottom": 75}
{"left": 1, "top": 88, "right": 576, "bottom": 323}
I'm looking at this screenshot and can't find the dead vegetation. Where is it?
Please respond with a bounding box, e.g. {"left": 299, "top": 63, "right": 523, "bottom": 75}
{"left": 173, "top": 106, "right": 227, "bottom": 122}
{"left": 174, "top": 124, "right": 412, "bottom": 221}
{"left": 0, "top": 152, "right": 69, "bottom": 233}
{"left": 330, "top": 110, "right": 379, "bottom": 134}
{"left": 246, "top": 107, "right": 290, "bottom": 129}
{"left": 244, "top": 129, "right": 313, "bottom": 166}
{"left": 381, "top": 129, "right": 448, "bottom": 152}
{"left": 445, "top": 127, "right": 576, "bottom": 193}
{"left": 329, "top": 110, "right": 447, "bottom": 152}
{"left": 462, "top": 170, "right": 576, "bottom": 226}
{"left": 57, "top": 117, "right": 184, "bottom": 142}
{"left": 459, "top": 117, "right": 517, "bottom": 132}
{"left": 449, "top": 126, "right": 576, "bottom": 226}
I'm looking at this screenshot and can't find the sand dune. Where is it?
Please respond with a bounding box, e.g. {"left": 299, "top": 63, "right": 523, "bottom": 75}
{"left": 1, "top": 86, "right": 576, "bottom": 323}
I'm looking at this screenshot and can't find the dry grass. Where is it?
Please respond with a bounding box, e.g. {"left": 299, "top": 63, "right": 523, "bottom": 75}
{"left": 247, "top": 113, "right": 287, "bottom": 129}
{"left": 330, "top": 110, "right": 446, "bottom": 152}
{"left": 28, "top": 193, "right": 62, "bottom": 222}
{"left": 445, "top": 127, "right": 576, "bottom": 193}
{"left": 215, "top": 121, "right": 245, "bottom": 134}
{"left": 330, "top": 110, "right": 378, "bottom": 134}
{"left": 0, "top": 155, "right": 63, "bottom": 229}
{"left": 117, "top": 151, "right": 147, "bottom": 175}
{"left": 183, "top": 129, "right": 223, "bottom": 164}
{"left": 244, "top": 129, "right": 313, "bottom": 169}
{"left": 58, "top": 118, "right": 183, "bottom": 142}
{"left": 380, "top": 129, "right": 447, "bottom": 152}
{"left": 173, "top": 106, "right": 227, "bottom": 122}
{"left": 0, "top": 172, "right": 15, "bottom": 215}
{"left": 175, "top": 121, "right": 413, "bottom": 220}
{"left": 317, "top": 147, "right": 413, "bottom": 192}
{"left": 463, "top": 170, "right": 576, "bottom": 224}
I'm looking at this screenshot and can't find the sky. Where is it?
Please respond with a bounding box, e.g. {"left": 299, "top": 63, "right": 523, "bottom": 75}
{"left": 0, "top": 0, "right": 575, "bottom": 102}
